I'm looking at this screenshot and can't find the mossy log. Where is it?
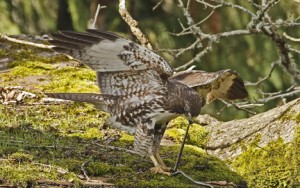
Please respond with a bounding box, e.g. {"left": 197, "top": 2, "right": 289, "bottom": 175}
{"left": 197, "top": 98, "right": 300, "bottom": 187}
{"left": 199, "top": 98, "right": 300, "bottom": 160}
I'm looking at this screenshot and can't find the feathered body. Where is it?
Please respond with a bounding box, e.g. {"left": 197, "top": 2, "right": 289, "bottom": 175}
{"left": 47, "top": 29, "right": 248, "bottom": 172}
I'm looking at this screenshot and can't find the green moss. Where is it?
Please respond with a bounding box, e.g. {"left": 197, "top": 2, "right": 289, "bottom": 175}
{"left": 280, "top": 112, "right": 300, "bottom": 124}
{"left": 168, "top": 116, "right": 189, "bottom": 129}
{"left": 0, "top": 103, "right": 106, "bottom": 134}
{"left": 291, "top": 112, "right": 300, "bottom": 123}
{"left": 0, "top": 40, "right": 98, "bottom": 93}
{"left": 165, "top": 128, "right": 185, "bottom": 143}
{"left": 10, "top": 61, "right": 53, "bottom": 77}
{"left": 0, "top": 49, "right": 8, "bottom": 56}
{"left": 112, "top": 131, "right": 134, "bottom": 147}
{"left": 86, "top": 161, "right": 112, "bottom": 176}
{"left": 44, "top": 66, "right": 98, "bottom": 93}
{"left": 0, "top": 153, "right": 81, "bottom": 187}
{"left": 68, "top": 127, "right": 103, "bottom": 139}
{"left": 231, "top": 128, "right": 300, "bottom": 188}
{"left": 0, "top": 102, "right": 247, "bottom": 187}
{"left": 166, "top": 116, "right": 209, "bottom": 147}
{"left": 8, "top": 152, "right": 34, "bottom": 162}
{"left": 188, "top": 124, "right": 209, "bottom": 147}
{"left": 6, "top": 60, "right": 98, "bottom": 93}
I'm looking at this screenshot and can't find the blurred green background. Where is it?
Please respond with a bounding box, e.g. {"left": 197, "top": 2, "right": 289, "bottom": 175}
{"left": 1, "top": 0, "right": 299, "bottom": 121}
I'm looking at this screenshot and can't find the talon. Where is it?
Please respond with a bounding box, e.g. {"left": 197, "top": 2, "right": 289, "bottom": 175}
{"left": 150, "top": 166, "right": 172, "bottom": 176}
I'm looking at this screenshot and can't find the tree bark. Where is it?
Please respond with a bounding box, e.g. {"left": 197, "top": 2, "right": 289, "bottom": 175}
{"left": 197, "top": 98, "right": 300, "bottom": 160}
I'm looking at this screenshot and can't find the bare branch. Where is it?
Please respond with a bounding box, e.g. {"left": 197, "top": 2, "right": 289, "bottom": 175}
{"left": 177, "top": 0, "right": 205, "bottom": 38}
{"left": 245, "top": 61, "right": 278, "bottom": 86}
{"left": 208, "top": 0, "right": 256, "bottom": 17}
{"left": 171, "top": 0, "right": 300, "bottom": 115}
{"left": 262, "top": 27, "right": 300, "bottom": 84}
{"left": 256, "top": 0, "right": 280, "bottom": 22}
{"left": 175, "top": 43, "right": 213, "bottom": 71}
{"left": 119, "top": 0, "right": 153, "bottom": 50}
{"left": 256, "top": 86, "right": 300, "bottom": 103}
{"left": 220, "top": 100, "right": 257, "bottom": 115}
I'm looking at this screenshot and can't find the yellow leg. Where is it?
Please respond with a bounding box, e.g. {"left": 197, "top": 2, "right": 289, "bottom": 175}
{"left": 154, "top": 152, "right": 166, "bottom": 167}
{"left": 149, "top": 153, "right": 172, "bottom": 176}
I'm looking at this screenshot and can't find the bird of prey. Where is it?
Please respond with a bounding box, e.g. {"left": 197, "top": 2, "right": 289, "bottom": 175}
{"left": 47, "top": 29, "right": 248, "bottom": 175}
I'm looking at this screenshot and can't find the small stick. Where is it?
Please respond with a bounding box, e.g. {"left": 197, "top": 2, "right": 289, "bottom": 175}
{"left": 0, "top": 33, "right": 53, "bottom": 49}
{"left": 81, "top": 158, "right": 92, "bottom": 181}
{"left": 172, "top": 170, "right": 213, "bottom": 187}
{"left": 89, "top": 4, "right": 107, "bottom": 29}
{"left": 173, "top": 122, "right": 191, "bottom": 172}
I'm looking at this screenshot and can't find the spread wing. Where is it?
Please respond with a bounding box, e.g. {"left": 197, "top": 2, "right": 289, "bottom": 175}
{"left": 48, "top": 29, "right": 173, "bottom": 133}
{"left": 49, "top": 29, "right": 174, "bottom": 96}
{"left": 50, "top": 30, "right": 173, "bottom": 79}
{"left": 170, "top": 69, "right": 248, "bottom": 103}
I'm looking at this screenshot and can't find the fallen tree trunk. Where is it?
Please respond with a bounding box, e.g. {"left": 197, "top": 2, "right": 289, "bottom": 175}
{"left": 198, "top": 98, "right": 300, "bottom": 160}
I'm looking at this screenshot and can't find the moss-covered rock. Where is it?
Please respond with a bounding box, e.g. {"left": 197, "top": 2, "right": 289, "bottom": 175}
{"left": 165, "top": 116, "right": 209, "bottom": 147}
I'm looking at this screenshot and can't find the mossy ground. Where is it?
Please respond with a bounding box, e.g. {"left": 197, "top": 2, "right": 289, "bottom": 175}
{"left": 0, "top": 38, "right": 248, "bottom": 187}
{"left": 0, "top": 104, "right": 246, "bottom": 187}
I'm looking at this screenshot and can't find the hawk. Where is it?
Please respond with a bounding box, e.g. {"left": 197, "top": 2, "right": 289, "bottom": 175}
{"left": 47, "top": 29, "right": 248, "bottom": 174}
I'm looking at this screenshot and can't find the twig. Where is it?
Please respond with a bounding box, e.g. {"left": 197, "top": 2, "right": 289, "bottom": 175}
{"left": 153, "top": 0, "right": 164, "bottom": 11}
{"left": 175, "top": 44, "right": 212, "bottom": 71}
{"left": 208, "top": 0, "right": 256, "bottom": 17}
{"left": 283, "top": 32, "right": 300, "bottom": 42}
{"left": 81, "top": 158, "right": 92, "bottom": 181}
{"left": 256, "top": 88, "right": 300, "bottom": 103}
{"left": 0, "top": 33, "right": 53, "bottom": 49}
{"left": 33, "top": 162, "right": 69, "bottom": 174}
{"left": 172, "top": 170, "right": 213, "bottom": 187}
{"left": 256, "top": 0, "right": 280, "bottom": 22}
{"left": 118, "top": 0, "right": 153, "bottom": 50}
{"left": 176, "top": 9, "right": 216, "bottom": 36}
{"left": 221, "top": 100, "right": 257, "bottom": 115}
{"left": 263, "top": 27, "right": 300, "bottom": 84}
{"left": 173, "top": 39, "right": 200, "bottom": 58}
{"left": 248, "top": 0, "right": 261, "bottom": 8}
{"left": 178, "top": 0, "right": 204, "bottom": 38}
{"left": 89, "top": 4, "right": 107, "bottom": 29}
{"left": 245, "top": 61, "right": 278, "bottom": 86}
{"left": 173, "top": 122, "right": 191, "bottom": 172}
{"left": 289, "top": 47, "right": 300, "bottom": 54}
{"left": 194, "top": 0, "right": 215, "bottom": 8}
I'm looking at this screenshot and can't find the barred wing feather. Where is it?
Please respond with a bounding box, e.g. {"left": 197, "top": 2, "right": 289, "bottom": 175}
{"left": 49, "top": 29, "right": 173, "bottom": 78}
{"left": 170, "top": 69, "right": 248, "bottom": 103}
